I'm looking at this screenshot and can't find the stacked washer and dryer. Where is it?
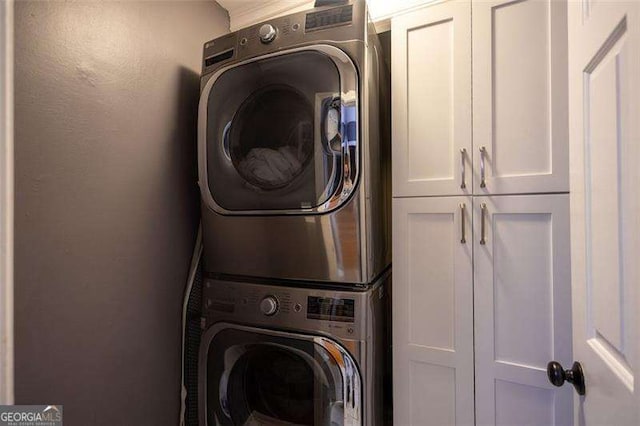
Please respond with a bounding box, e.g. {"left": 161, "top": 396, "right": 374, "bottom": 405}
{"left": 196, "top": 1, "right": 391, "bottom": 424}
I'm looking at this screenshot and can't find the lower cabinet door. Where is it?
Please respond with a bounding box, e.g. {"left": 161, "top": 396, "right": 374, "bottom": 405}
{"left": 393, "top": 196, "right": 474, "bottom": 426}
{"left": 474, "top": 194, "right": 573, "bottom": 426}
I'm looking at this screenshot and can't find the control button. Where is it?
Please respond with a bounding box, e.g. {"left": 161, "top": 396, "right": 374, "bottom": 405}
{"left": 240, "top": 37, "right": 248, "bottom": 46}
{"left": 259, "top": 24, "right": 277, "bottom": 43}
{"left": 260, "top": 296, "right": 279, "bottom": 316}
{"left": 294, "top": 303, "right": 302, "bottom": 313}
{"left": 292, "top": 23, "right": 300, "bottom": 31}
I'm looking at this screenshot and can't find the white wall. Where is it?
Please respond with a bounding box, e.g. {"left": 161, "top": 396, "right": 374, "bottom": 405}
{"left": 368, "top": 0, "right": 438, "bottom": 20}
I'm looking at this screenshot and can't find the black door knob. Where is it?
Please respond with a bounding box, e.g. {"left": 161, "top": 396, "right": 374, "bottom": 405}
{"left": 547, "top": 361, "right": 586, "bottom": 396}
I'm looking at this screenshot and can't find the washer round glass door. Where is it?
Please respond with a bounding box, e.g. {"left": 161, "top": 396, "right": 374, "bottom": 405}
{"left": 200, "top": 46, "right": 359, "bottom": 214}
{"left": 202, "top": 325, "right": 361, "bottom": 425}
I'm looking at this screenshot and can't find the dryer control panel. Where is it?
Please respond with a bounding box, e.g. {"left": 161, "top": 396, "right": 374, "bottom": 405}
{"left": 305, "top": 5, "right": 353, "bottom": 32}
{"left": 200, "top": 0, "right": 366, "bottom": 76}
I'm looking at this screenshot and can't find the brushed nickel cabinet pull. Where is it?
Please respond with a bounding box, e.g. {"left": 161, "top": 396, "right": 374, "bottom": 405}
{"left": 479, "top": 146, "right": 487, "bottom": 188}
{"left": 460, "top": 148, "right": 467, "bottom": 189}
{"left": 460, "top": 203, "right": 466, "bottom": 244}
{"left": 480, "top": 203, "right": 487, "bottom": 245}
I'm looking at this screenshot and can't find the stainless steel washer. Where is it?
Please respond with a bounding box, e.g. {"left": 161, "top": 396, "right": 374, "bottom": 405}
{"left": 197, "top": 0, "right": 391, "bottom": 284}
{"left": 198, "top": 271, "right": 390, "bottom": 425}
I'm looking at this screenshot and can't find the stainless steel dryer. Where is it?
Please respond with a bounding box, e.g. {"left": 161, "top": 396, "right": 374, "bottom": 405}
{"left": 198, "top": 271, "right": 390, "bottom": 425}
{"left": 198, "top": 0, "right": 391, "bottom": 284}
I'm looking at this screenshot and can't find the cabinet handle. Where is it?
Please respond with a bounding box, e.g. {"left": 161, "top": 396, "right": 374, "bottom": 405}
{"left": 460, "top": 203, "right": 466, "bottom": 244}
{"left": 460, "top": 148, "right": 467, "bottom": 189}
{"left": 479, "top": 146, "right": 487, "bottom": 188}
{"left": 480, "top": 203, "right": 487, "bottom": 245}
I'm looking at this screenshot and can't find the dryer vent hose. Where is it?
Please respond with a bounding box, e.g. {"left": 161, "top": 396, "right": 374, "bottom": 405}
{"left": 180, "top": 224, "right": 203, "bottom": 426}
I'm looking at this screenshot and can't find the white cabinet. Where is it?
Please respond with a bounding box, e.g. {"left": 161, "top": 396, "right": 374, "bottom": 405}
{"left": 391, "top": 1, "right": 472, "bottom": 197}
{"left": 392, "top": 196, "right": 474, "bottom": 426}
{"left": 392, "top": 0, "right": 569, "bottom": 198}
{"left": 472, "top": 0, "right": 569, "bottom": 194}
{"left": 473, "top": 195, "right": 572, "bottom": 426}
{"left": 391, "top": 1, "right": 572, "bottom": 424}
{"left": 393, "top": 194, "right": 572, "bottom": 425}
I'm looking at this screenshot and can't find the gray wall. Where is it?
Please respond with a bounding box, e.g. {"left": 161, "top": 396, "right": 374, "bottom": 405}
{"left": 378, "top": 30, "right": 391, "bottom": 70}
{"left": 14, "top": 2, "right": 228, "bottom": 424}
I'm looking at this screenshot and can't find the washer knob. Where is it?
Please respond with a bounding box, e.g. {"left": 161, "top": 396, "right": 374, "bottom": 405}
{"left": 259, "top": 24, "right": 277, "bottom": 43}
{"left": 260, "top": 296, "right": 279, "bottom": 316}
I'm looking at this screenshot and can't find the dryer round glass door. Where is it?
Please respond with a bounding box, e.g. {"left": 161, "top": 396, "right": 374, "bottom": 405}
{"left": 200, "top": 46, "right": 359, "bottom": 214}
{"left": 202, "top": 325, "right": 362, "bottom": 425}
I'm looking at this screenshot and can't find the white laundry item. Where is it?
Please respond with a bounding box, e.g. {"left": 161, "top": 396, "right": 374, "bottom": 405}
{"left": 239, "top": 146, "right": 303, "bottom": 187}
{"left": 328, "top": 401, "right": 344, "bottom": 426}
{"left": 243, "top": 411, "right": 300, "bottom": 426}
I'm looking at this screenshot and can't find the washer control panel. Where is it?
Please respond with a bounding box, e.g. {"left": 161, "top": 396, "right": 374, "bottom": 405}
{"left": 203, "top": 277, "right": 370, "bottom": 340}
{"left": 307, "top": 296, "right": 355, "bottom": 322}
{"left": 259, "top": 295, "right": 279, "bottom": 316}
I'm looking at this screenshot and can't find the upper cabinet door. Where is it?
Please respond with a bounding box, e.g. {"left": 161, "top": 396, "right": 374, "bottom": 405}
{"left": 473, "top": 0, "right": 569, "bottom": 194}
{"left": 392, "top": 0, "right": 472, "bottom": 197}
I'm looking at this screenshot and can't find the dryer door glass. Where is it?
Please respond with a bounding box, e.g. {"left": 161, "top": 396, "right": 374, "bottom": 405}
{"left": 204, "top": 49, "right": 358, "bottom": 213}
{"left": 206, "top": 328, "right": 361, "bottom": 425}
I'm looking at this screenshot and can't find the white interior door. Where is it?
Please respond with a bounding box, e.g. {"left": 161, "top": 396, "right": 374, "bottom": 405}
{"left": 391, "top": 0, "right": 471, "bottom": 197}
{"left": 392, "top": 196, "right": 474, "bottom": 425}
{"left": 0, "top": 0, "right": 14, "bottom": 405}
{"left": 474, "top": 195, "right": 572, "bottom": 426}
{"left": 472, "top": 0, "right": 569, "bottom": 195}
{"left": 568, "top": 0, "right": 640, "bottom": 424}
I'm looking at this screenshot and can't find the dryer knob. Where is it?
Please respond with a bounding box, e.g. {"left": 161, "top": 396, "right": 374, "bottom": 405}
{"left": 259, "top": 24, "right": 277, "bottom": 43}
{"left": 260, "top": 296, "right": 279, "bottom": 316}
